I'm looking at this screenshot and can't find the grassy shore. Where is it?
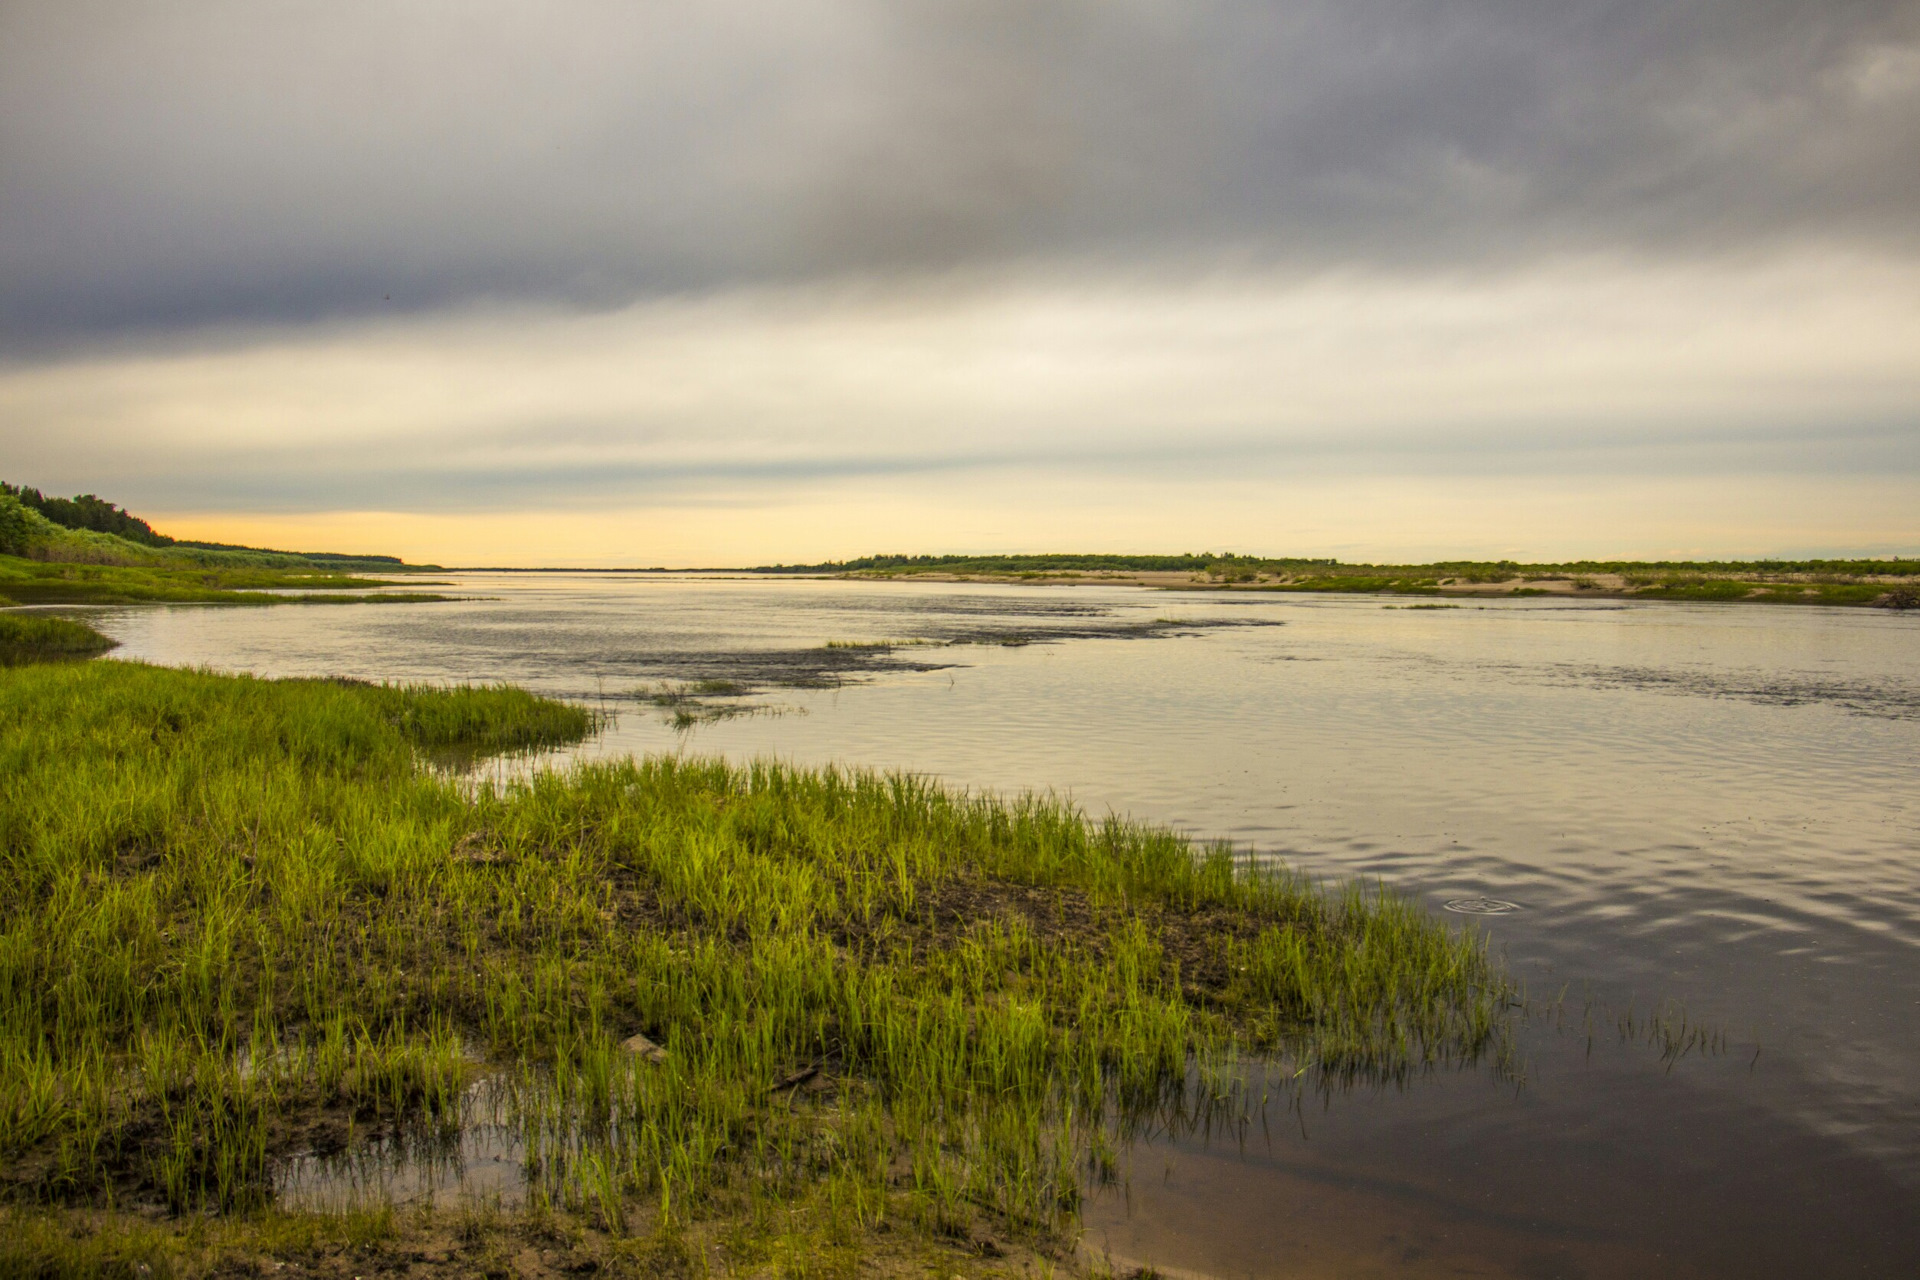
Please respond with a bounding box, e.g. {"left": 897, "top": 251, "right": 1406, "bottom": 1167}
{"left": 0, "top": 661, "right": 1511, "bottom": 1277}
{"left": 759, "top": 553, "right": 1920, "bottom": 608}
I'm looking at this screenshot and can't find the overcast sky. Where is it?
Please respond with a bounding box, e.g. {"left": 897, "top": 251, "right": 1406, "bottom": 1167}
{"left": 3, "top": 0, "right": 1917, "bottom": 563}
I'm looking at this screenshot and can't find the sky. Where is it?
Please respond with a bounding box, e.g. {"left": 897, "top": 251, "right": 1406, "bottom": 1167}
{"left": 3, "top": 0, "right": 1918, "bottom": 566}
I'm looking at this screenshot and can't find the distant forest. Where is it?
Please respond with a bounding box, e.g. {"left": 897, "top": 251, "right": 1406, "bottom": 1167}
{"left": 0, "top": 483, "right": 174, "bottom": 547}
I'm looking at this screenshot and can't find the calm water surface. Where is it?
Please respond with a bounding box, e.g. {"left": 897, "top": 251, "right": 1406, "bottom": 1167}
{"left": 83, "top": 574, "right": 1920, "bottom": 1277}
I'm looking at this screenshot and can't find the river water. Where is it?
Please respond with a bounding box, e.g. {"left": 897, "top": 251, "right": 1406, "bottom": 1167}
{"left": 83, "top": 573, "right": 1920, "bottom": 1277}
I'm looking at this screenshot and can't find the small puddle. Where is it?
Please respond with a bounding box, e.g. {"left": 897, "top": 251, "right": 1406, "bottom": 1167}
{"left": 277, "top": 1079, "right": 530, "bottom": 1212}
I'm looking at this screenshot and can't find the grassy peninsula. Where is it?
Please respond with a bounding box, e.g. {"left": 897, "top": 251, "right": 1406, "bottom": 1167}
{"left": 0, "top": 614, "right": 119, "bottom": 665}
{"left": 0, "top": 660, "right": 1511, "bottom": 1277}
{"left": 0, "top": 487, "right": 451, "bottom": 607}
{"left": 761, "top": 553, "right": 1920, "bottom": 608}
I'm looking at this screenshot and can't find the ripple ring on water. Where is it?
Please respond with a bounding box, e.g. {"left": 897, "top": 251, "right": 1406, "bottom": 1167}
{"left": 1444, "top": 896, "right": 1524, "bottom": 915}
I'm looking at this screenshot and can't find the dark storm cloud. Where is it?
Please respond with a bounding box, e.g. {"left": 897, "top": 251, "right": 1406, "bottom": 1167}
{"left": 2, "top": 0, "right": 1917, "bottom": 346}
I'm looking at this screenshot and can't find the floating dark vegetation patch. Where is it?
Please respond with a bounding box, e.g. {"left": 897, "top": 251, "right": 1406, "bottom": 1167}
{"left": 1444, "top": 896, "right": 1524, "bottom": 915}
{"left": 604, "top": 615, "right": 1279, "bottom": 702}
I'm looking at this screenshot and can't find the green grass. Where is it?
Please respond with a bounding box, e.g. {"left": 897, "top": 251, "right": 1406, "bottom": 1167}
{"left": 0, "top": 614, "right": 118, "bottom": 665}
{"left": 1627, "top": 578, "right": 1892, "bottom": 606}
{"left": 342, "top": 679, "right": 602, "bottom": 753}
{"left": 0, "top": 662, "right": 1513, "bottom": 1271}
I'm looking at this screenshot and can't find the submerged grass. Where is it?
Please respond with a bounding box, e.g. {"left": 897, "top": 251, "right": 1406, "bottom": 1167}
{"left": 637, "top": 679, "right": 755, "bottom": 705}
{"left": 633, "top": 680, "right": 793, "bottom": 729}
{"left": 0, "top": 662, "right": 1513, "bottom": 1272}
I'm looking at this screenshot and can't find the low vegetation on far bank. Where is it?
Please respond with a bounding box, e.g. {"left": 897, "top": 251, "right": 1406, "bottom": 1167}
{"left": 757, "top": 552, "right": 1920, "bottom": 608}
{"left": 0, "top": 663, "right": 1512, "bottom": 1277}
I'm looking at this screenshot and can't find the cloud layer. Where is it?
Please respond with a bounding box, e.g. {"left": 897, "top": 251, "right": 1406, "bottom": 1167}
{"left": 5, "top": 0, "right": 1918, "bottom": 343}
{"left": 7, "top": 255, "right": 1916, "bottom": 496}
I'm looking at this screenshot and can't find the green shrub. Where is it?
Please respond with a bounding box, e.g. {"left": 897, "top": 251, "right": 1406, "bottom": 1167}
{"left": 0, "top": 495, "right": 56, "bottom": 558}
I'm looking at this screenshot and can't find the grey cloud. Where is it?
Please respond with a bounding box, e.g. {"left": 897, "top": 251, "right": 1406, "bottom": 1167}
{"left": 2, "top": 0, "right": 1917, "bottom": 347}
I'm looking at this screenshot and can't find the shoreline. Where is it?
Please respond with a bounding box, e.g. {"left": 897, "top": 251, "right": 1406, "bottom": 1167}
{"left": 428, "top": 563, "right": 1920, "bottom": 609}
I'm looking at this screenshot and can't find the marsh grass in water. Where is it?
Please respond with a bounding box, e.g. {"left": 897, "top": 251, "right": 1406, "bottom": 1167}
{"left": 637, "top": 679, "right": 755, "bottom": 705}
{"left": 0, "top": 662, "right": 1514, "bottom": 1274}
{"left": 0, "top": 613, "right": 118, "bottom": 665}
{"left": 1533, "top": 986, "right": 1740, "bottom": 1077}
